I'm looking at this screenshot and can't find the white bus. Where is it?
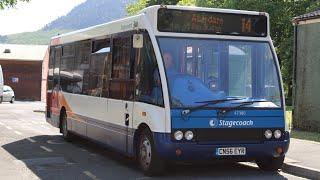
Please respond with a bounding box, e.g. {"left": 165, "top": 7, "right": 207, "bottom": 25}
{"left": 0, "top": 65, "right": 3, "bottom": 103}
{"left": 46, "top": 5, "right": 289, "bottom": 175}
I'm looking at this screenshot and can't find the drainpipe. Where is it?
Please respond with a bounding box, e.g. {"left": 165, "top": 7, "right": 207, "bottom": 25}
{"left": 292, "top": 21, "right": 298, "bottom": 128}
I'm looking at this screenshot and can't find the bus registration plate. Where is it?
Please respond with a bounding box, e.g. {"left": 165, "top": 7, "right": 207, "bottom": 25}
{"left": 216, "top": 147, "right": 246, "bottom": 156}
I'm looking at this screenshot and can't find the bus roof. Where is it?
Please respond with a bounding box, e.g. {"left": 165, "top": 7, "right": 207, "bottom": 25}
{"left": 50, "top": 5, "right": 269, "bottom": 46}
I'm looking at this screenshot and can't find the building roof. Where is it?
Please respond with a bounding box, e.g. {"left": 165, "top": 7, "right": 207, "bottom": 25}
{"left": 0, "top": 44, "right": 48, "bottom": 61}
{"left": 293, "top": 9, "right": 320, "bottom": 23}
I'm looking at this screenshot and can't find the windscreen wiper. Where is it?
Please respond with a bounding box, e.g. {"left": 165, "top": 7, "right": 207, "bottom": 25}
{"left": 217, "top": 100, "right": 268, "bottom": 117}
{"left": 181, "top": 97, "right": 246, "bottom": 116}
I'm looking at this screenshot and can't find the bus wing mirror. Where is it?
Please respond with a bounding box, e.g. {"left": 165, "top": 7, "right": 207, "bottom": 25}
{"left": 133, "top": 34, "right": 143, "bottom": 48}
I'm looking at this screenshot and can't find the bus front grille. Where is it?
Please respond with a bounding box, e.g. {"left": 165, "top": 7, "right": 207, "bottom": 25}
{"left": 195, "top": 128, "right": 264, "bottom": 143}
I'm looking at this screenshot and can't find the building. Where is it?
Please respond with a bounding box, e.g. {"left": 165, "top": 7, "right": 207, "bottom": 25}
{"left": 292, "top": 10, "right": 320, "bottom": 132}
{"left": 0, "top": 44, "right": 48, "bottom": 101}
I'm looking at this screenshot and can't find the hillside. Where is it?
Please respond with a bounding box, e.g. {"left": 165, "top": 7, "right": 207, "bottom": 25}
{"left": 0, "top": 0, "right": 133, "bottom": 45}
{"left": 43, "top": 0, "right": 132, "bottom": 31}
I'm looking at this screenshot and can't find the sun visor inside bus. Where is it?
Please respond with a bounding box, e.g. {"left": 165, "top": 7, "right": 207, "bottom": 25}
{"left": 157, "top": 9, "right": 268, "bottom": 37}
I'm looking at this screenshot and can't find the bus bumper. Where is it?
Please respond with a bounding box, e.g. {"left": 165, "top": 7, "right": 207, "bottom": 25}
{"left": 153, "top": 131, "right": 290, "bottom": 161}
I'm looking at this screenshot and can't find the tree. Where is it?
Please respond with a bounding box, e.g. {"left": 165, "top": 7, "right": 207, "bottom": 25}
{"left": 0, "top": 0, "right": 30, "bottom": 9}
{"left": 127, "top": 0, "right": 179, "bottom": 15}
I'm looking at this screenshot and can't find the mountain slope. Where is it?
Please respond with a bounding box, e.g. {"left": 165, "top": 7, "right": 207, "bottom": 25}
{"left": 43, "top": 0, "right": 132, "bottom": 31}
{"left": 0, "top": 0, "right": 133, "bottom": 45}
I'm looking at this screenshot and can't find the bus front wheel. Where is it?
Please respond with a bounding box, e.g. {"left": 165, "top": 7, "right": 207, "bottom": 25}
{"left": 137, "top": 129, "right": 164, "bottom": 176}
{"left": 256, "top": 156, "right": 285, "bottom": 171}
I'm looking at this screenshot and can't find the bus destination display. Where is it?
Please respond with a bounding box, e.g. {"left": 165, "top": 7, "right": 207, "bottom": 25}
{"left": 158, "top": 9, "right": 268, "bottom": 37}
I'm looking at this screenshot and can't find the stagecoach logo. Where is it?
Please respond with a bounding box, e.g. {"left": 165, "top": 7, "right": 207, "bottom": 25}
{"left": 209, "top": 119, "right": 254, "bottom": 128}
{"left": 209, "top": 119, "right": 218, "bottom": 128}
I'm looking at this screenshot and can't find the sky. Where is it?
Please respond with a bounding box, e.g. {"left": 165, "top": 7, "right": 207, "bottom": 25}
{"left": 0, "top": 0, "right": 86, "bottom": 35}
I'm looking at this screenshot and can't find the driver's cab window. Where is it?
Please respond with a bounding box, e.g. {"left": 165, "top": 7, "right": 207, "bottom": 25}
{"left": 135, "top": 32, "right": 163, "bottom": 107}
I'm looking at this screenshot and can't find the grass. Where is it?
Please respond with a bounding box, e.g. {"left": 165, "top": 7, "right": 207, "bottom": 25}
{"left": 285, "top": 108, "right": 320, "bottom": 142}
{"left": 286, "top": 110, "right": 293, "bottom": 130}
{"left": 290, "top": 130, "right": 320, "bottom": 142}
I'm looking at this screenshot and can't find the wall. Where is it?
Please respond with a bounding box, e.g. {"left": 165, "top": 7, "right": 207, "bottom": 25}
{"left": 0, "top": 60, "right": 42, "bottom": 101}
{"left": 293, "top": 21, "right": 320, "bottom": 132}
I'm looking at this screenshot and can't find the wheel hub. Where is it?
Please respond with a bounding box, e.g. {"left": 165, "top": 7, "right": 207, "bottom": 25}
{"left": 139, "top": 137, "right": 152, "bottom": 169}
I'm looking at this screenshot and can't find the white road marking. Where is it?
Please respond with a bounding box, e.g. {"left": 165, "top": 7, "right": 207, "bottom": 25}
{"left": 47, "top": 140, "right": 65, "bottom": 145}
{"left": 31, "top": 121, "right": 39, "bottom": 124}
{"left": 40, "top": 146, "right": 53, "bottom": 152}
{"left": 26, "top": 137, "right": 36, "bottom": 143}
{"left": 0, "top": 122, "right": 4, "bottom": 125}
{"left": 14, "top": 131, "right": 22, "bottom": 135}
{"left": 5, "top": 126, "right": 12, "bottom": 130}
{"left": 83, "top": 171, "right": 99, "bottom": 180}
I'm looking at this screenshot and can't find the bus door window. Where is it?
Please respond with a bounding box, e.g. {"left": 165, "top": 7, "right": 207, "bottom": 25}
{"left": 89, "top": 38, "right": 111, "bottom": 97}
{"left": 110, "top": 35, "right": 135, "bottom": 100}
{"left": 135, "top": 32, "right": 164, "bottom": 107}
{"left": 74, "top": 40, "right": 91, "bottom": 95}
{"left": 60, "top": 44, "right": 75, "bottom": 93}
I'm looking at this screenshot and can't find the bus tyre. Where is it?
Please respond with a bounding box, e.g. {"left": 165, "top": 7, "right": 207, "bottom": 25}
{"left": 61, "top": 112, "right": 72, "bottom": 141}
{"left": 256, "top": 156, "right": 285, "bottom": 171}
{"left": 10, "top": 97, "right": 14, "bottom": 104}
{"left": 138, "top": 129, "right": 164, "bottom": 176}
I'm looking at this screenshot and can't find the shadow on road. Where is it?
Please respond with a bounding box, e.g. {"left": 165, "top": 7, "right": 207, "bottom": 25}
{"left": 2, "top": 135, "right": 290, "bottom": 179}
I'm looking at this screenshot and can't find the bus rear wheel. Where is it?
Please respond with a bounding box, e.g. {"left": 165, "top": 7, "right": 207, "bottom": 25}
{"left": 256, "top": 156, "right": 285, "bottom": 171}
{"left": 137, "top": 129, "right": 164, "bottom": 176}
{"left": 60, "top": 112, "right": 72, "bottom": 141}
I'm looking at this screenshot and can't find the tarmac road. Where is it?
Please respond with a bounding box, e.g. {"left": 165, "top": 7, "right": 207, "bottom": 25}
{"left": 0, "top": 102, "right": 306, "bottom": 180}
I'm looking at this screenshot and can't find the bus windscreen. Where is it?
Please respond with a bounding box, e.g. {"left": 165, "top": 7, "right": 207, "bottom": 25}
{"left": 157, "top": 9, "right": 268, "bottom": 37}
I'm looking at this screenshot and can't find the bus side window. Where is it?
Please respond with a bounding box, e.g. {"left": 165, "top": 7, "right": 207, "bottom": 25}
{"left": 60, "top": 44, "right": 75, "bottom": 93}
{"left": 88, "top": 38, "right": 110, "bottom": 97}
{"left": 135, "top": 33, "right": 164, "bottom": 107}
{"left": 74, "top": 40, "right": 91, "bottom": 95}
{"left": 109, "top": 35, "right": 135, "bottom": 100}
{"left": 48, "top": 47, "right": 55, "bottom": 92}
{"left": 53, "top": 47, "right": 61, "bottom": 91}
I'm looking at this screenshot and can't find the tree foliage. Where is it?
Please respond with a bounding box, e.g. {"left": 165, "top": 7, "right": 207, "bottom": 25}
{"left": 0, "top": 0, "right": 30, "bottom": 9}
{"left": 127, "top": 0, "right": 320, "bottom": 104}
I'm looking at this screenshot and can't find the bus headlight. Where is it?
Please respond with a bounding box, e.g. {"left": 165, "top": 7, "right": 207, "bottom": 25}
{"left": 174, "top": 131, "right": 183, "bottom": 141}
{"left": 264, "top": 129, "right": 272, "bottom": 139}
{"left": 274, "top": 130, "right": 282, "bottom": 139}
{"left": 184, "top": 131, "right": 194, "bottom": 141}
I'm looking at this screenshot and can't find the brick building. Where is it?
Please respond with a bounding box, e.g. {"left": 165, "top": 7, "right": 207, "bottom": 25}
{"left": 0, "top": 44, "right": 48, "bottom": 101}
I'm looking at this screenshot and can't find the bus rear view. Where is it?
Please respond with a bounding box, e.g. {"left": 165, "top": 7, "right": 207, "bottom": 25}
{"left": 152, "top": 7, "right": 289, "bottom": 172}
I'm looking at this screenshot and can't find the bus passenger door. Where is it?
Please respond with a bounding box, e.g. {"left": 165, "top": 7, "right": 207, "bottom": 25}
{"left": 108, "top": 35, "right": 135, "bottom": 154}
{"left": 123, "top": 91, "right": 134, "bottom": 155}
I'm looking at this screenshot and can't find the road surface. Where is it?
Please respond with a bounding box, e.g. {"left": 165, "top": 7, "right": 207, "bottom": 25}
{"left": 0, "top": 102, "right": 305, "bottom": 179}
